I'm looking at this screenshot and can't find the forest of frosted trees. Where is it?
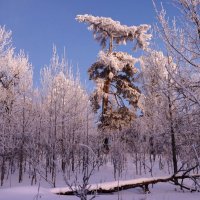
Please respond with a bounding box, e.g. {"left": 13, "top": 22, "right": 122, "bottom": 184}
{"left": 0, "top": 0, "right": 200, "bottom": 196}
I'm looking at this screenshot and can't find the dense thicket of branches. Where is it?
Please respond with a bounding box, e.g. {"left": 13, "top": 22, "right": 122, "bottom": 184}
{"left": 139, "top": 0, "right": 200, "bottom": 182}
{"left": 0, "top": 29, "right": 98, "bottom": 187}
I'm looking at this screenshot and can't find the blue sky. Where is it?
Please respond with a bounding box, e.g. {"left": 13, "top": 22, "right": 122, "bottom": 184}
{"left": 0, "top": 0, "right": 176, "bottom": 89}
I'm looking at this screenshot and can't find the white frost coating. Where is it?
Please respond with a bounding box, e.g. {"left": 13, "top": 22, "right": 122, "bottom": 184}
{"left": 98, "top": 51, "right": 138, "bottom": 71}
{"left": 0, "top": 26, "right": 12, "bottom": 54}
{"left": 76, "top": 14, "right": 152, "bottom": 50}
{"left": 108, "top": 72, "right": 114, "bottom": 80}
{"left": 142, "top": 50, "right": 176, "bottom": 80}
{"left": 96, "top": 78, "right": 104, "bottom": 97}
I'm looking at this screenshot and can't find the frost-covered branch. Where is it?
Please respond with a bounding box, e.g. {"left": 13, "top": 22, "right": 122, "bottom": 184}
{"left": 76, "top": 14, "right": 151, "bottom": 50}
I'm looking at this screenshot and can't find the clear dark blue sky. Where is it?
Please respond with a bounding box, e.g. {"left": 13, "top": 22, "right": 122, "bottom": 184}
{"left": 0, "top": 0, "right": 176, "bottom": 88}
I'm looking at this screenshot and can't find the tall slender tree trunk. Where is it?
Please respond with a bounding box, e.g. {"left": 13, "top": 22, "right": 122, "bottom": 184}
{"left": 102, "top": 79, "right": 110, "bottom": 115}
{"left": 19, "top": 95, "right": 26, "bottom": 183}
{"left": 168, "top": 95, "right": 178, "bottom": 184}
{"left": 102, "top": 35, "right": 113, "bottom": 116}
{"left": 1, "top": 156, "right": 5, "bottom": 186}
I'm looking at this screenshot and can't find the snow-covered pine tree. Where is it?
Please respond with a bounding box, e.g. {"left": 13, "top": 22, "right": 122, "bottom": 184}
{"left": 76, "top": 14, "right": 151, "bottom": 130}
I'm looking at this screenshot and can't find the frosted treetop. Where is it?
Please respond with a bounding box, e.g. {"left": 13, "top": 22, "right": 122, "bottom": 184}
{"left": 76, "top": 14, "right": 152, "bottom": 50}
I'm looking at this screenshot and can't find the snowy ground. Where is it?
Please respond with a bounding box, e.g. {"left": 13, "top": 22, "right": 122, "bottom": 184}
{"left": 1, "top": 183, "right": 200, "bottom": 200}
{"left": 1, "top": 161, "right": 200, "bottom": 200}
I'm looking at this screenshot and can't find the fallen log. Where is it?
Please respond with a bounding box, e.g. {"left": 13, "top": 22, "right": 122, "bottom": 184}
{"left": 50, "top": 174, "right": 200, "bottom": 195}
